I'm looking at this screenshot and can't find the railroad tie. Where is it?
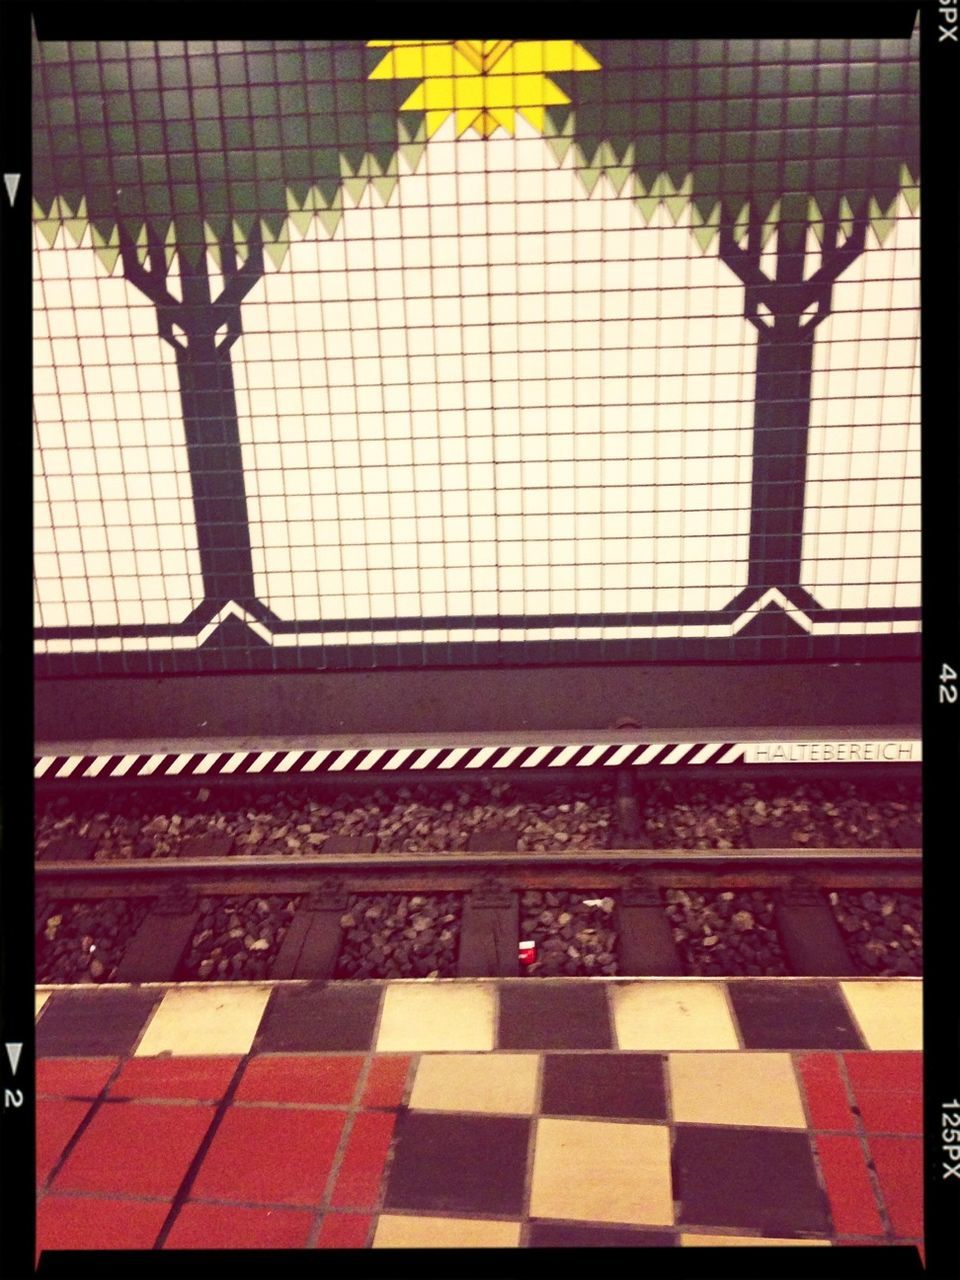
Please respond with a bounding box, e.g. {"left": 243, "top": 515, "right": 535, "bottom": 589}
{"left": 113, "top": 886, "right": 200, "bottom": 982}
{"left": 775, "top": 879, "right": 859, "bottom": 977}
{"left": 459, "top": 878, "right": 519, "bottom": 977}
{"left": 617, "top": 881, "right": 685, "bottom": 976}
{"left": 271, "top": 883, "right": 350, "bottom": 979}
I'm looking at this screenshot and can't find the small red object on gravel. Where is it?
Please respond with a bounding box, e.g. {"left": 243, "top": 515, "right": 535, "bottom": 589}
{"left": 518, "top": 940, "right": 537, "bottom": 966}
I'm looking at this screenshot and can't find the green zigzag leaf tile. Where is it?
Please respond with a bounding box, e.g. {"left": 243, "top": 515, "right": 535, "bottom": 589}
{"left": 690, "top": 203, "right": 720, "bottom": 254}
{"left": 868, "top": 194, "right": 898, "bottom": 247}
{"left": 90, "top": 223, "right": 121, "bottom": 275}
{"left": 839, "top": 196, "right": 854, "bottom": 245}
{"left": 33, "top": 198, "right": 61, "bottom": 247}
{"left": 733, "top": 203, "right": 750, "bottom": 249}
{"left": 64, "top": 195, "right": 88, "bottom": 247}
{"left": 372, "top": 176, "right": 398, "bottom": 204}
{"left": 761, "top": 199, "right": 780, "bottom": 250}
{"left": 900, "top": 165, "right": 920, "bottom": 214}
{"left": 807, "top": 197, "right": 824, "bottom": 246}
{"left": 664, "top": 176, "right": 692, "bottom": 225}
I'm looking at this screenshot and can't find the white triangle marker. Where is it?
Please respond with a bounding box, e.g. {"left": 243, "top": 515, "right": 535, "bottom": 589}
{"left": 3, "top": 174, "right": 21, "bottom": 207}
{"left": 5, "top": 1042, "right": 22, "bottom": 1075}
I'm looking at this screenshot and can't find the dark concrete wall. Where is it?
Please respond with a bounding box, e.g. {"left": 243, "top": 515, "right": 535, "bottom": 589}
{"left": 35, "top": 662, "right": 921, "bottom": 742}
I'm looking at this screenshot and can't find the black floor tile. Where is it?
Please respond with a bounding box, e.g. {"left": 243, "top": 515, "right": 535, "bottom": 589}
{"left": 729, "top": 981, "right": 865, "bottom": 1050}
{"left": 498, "top": 981, "right": 613, "bottom": 1049}
{"left": 36, "top": 990, "right": 160, "bottom": 1057}
{"left": 673, "top": 1124, "right": 831, "bottom": 1235}
{"left": 541, "top": 1053, "right": 667, "bottom": 1120}
{"left": 384, "top": 1111, "right": 530, "bottom": 1216}
{"left": 527, "top": 1222, "right": 676, "bottom": 1248}
{"left": 254, "top": 982, "right": 381, "bottom": 1051}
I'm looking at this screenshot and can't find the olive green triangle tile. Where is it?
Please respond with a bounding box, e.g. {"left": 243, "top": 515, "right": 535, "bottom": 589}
{"left": 33, "top": 198, "right": 62, "bottom": 247}
{"left": 900, "top": 165, "right": 920, "bottom": 215}
{"left": 547, "top": 133, "right": 574, "bottom": 164}
{"left": 286, "top": 188, "right": 314, "bottom": 236}
{"left": 317, "top": 190, "right": 344, "bottom": 237}
{"left": 264, "top": 228, "right": 291, "bottom": 269}
{"left": 839, "top": 196, "right": 854, "bottom": 245}
{"left": 807, "top": 196, "right": 824, "bottom": 246}
{"left": 64, "top": 195, "right": 88, "bottom": 246}
{"left": 664, "top": 174, "right": 692, "bottom": 225}
{"left": 343, "top": 176, "right": 370, "bottom": 205}
{"left": 690, "top": 202, "right": 721, "bottom": 254}
{"left": 399, "top": 140, "right": 427, "bottom": 172}
{"left": 372, "top": 175, "right": 398, "bottom": 204}
{"left": 633, "top": 185, "right": 659, "bottom": 224}
{"left": 868, "top": 193, "right": 898, "bottom": 247}
{"left": 90, "top": 223, "right": 121, "bottom": 275}
{"left": 202, "top": 221, "right": 222, "bottom": 269}
{"left": 135, "top": 221, "right": 151, "bottom": 266}
{"left": 163, "top": 220, "right": 179, "bottom": 268}
{"left": 760, "top": 199, "right": 781, "bottom": 250}
{"left": 230, "top": 220, "right": 249, "bottom": 264}
{"left": 576, "top": 155, "right": 604, "bottom": 197}
{"left": 604, "top": 143, "right": 635, "bottom": 196}
{"left": 733, "top": 202, "right": 751, "bottom": 249}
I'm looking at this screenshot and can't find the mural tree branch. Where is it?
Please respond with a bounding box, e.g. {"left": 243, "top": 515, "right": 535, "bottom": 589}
{"left": 551, "top": 35, "right": 919, "bottom": 613}
{"left": 32, "top": 38, "right": 417, "bottom": 618}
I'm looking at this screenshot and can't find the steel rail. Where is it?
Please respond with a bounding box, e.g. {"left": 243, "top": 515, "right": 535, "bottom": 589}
{"left": 36, "top": 847, "right": 921, "bottom": 879}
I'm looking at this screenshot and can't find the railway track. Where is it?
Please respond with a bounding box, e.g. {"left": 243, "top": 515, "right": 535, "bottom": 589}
{"left": 36, "top": 846, "right": 921, "bottom": 985}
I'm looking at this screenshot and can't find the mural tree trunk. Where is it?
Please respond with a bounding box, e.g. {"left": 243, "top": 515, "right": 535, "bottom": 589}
{"left": 118, "top": 218, "right": 264, "bottom": 613}
{"left": 718, "top": 201, "right": 869, "bottom": 608}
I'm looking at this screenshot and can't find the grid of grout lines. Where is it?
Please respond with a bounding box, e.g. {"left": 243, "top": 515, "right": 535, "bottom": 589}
{"left": 32, "top": 38, "right": 919, "bottom": 670}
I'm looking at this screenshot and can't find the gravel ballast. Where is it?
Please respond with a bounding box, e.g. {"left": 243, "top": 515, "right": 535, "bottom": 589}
{"left": 829, "top": 889, "right": 922, "bottom": 976}
{"left": 35, "top": 776, "right": 920, "bottom": 860}
{"left": 665, "top": 889, "right": 790, "bottom": 976}
{"left": 336, "top": 894, "right": 461, "bottom": 978}
{"left": 37, "top": 899, "right": 152, "bottom": 983}
{"left": 519, "top": 890, "right": 618, "bottom": 976}
{"left": 175, "top": 895, "right": 300, "bottom": 981}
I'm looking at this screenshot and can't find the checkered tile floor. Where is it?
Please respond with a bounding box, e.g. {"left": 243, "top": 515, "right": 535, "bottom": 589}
{"left": 35, "top": 979, "right": 922, "bottom": 1252}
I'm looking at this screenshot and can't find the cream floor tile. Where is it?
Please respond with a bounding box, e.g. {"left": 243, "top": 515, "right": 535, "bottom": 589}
{"left": 35, "top": 991, "right": 51, "bottom": 1018}
{"left": 409, "top": 1053, "right": 538, "bottom": 1114}
{"left": 840, "top": 979, "right": 922, "bottom": 1050}
{"left": 376, "top": 983, "right": 496, "bottom": 1052}
{"left": 611, "top": 982, "right": 740, "bottom": 1049}
{"left": 529, "top": 1117, "right": 674, "bottom": 1226}
{"left": 681, "top": 1234, "right": 830, "bottom": 1246}
{"left": 669, "top": 1052, "right": 806, "bottom": 1128}
{"left": 133, "top": 985, "right": 272, "bottom": 1056}
{"left": 372, "top": 1215, "right": 521, "bottom": 1248}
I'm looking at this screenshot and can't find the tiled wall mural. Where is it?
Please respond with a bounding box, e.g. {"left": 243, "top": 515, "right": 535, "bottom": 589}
{"left": 32, "top": 37, "right": 920, "bottom": 673}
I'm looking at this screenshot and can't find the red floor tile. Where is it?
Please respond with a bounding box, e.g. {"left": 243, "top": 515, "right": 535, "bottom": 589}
{"left": 797, "top": 1054, "right": 857, "bottom": 1132}
{"left": 163, "top": 1202, "right": 314, "bottom": 1249}
{"left": 109, "top": 1056, "right": 240, "bottom": 1102}
{"left": 814, "top": 1134, "right": 885, "bottom": 1236}
{"left": 53, "top": 1102, "right": 216, "bottom": 1197}
{"left": 190, "top": 1105, "right": 345, "bottom": 1206}
{"left": 330, "top": 1112, "right": 395, "bottom": 1209}
{"left": 844, "top": 1053, "right": 923, "bottom": 1094}
{"left": 234, "top": 1054, "right": 363, "bottom": 1105}
{"left": 853, "top": 1089, "right": 923, "bottom": 1136}
{"left": 37, "top": 1059, "right": 118, "bottom": 1099}
{"left": 315, "top": 1213, "right": 372, "bottom": 1248}
{"left": 361, "top": 1056, "right": 411, "bottom": 1109}
{"left": 844, "top": 1053, "right": 923, "bottom": 1135}
{"left": 37, "top": 1194, "right": 170, "bottom": 1253}
{"left": 37, "top": 1100, "right": 92, "bottom": 1186}
{"left": 869, "top": 1136, "right": 924, "bottom": 1238}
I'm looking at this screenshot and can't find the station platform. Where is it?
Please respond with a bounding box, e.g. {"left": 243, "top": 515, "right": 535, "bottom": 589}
{"left": 35, "top": 977, "right": 923, "bottom": 1255}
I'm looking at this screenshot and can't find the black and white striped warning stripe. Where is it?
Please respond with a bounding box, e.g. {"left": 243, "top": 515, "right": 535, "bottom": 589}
{"left": 34, "top": 741, "right": 749, "bottom": 781}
